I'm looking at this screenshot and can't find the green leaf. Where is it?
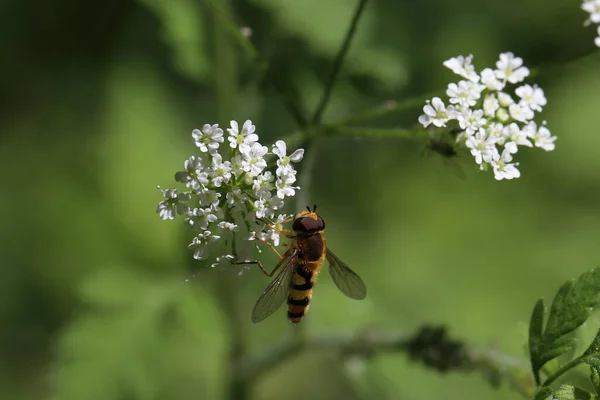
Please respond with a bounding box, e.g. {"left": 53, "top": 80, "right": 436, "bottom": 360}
{"left": 136, "top": 0, "right": 209, "bottom": 83}
{"left": 529, "top": 268, "right": 600, "bottom": 383}
{"left": 590, "top": 366, "right": 600, "bottom": 396}
{"left": 551, "top": 384, "right": 597, "bottom": 400}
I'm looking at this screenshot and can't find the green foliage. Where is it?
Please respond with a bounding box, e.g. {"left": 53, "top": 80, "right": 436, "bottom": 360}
{"left": 50, "top": 268, "right": 225, "bottom": 400}
{"left": 529, "top": 268, "right": 600, "bottom": 383}
{"left": 549, "top": 385, "right": 597, "bottom": 400}
{"left": 136, "top": 0, "right": 210, "bottom": 83}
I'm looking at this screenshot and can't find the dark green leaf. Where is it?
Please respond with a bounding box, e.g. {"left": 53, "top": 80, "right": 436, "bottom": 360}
{"left": 530, "top": 268, "right": 600, "bottom": 382}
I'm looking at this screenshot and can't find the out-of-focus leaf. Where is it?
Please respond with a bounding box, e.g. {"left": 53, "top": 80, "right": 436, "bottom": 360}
{"left": 137, "top": 0, "right": 209, "bottom": 82}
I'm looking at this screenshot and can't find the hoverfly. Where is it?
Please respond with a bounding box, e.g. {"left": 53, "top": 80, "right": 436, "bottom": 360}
{"left": 240, "top": 206, "right": 366, "bottom": 323}
{"left": 424, "top": 132, "right": 467, "bottom": 180}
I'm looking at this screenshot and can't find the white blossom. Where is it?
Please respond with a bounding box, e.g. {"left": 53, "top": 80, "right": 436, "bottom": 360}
{"left": 157, "top": 119, "right": 304, "bottom": 265}
{"left": 192, "top": 124, "right": 224, "bottom": 153}
{"left": 418, "top": 97, "right": 456, "bottom": 128}
{"left": 419, "top": 53, "right": 555, "bottom": 180}
{"left": 157, "top": 188, "right": 191, "bottom": 220}
{"left": 515, "top": 84, "right": 547, "bottom": 112}
{"left": 239, "top": 142, "right": 269, "bottom": 176}
{"left": 582, "top": 0, "right": 600, "bottom": 24}
{"left": 495, "top": 52, "right": 530, "bottom": 84}
{"left": 227, "top": 120, "right": 259, "bottom": 149}
{"left": 523, "top": 121, "right": 557, "bottom": 151}
{"left": 466, "top": 128, "right": 497, "bottom": 165}
{"left": 272, "top": 140, "right": 304, "bottom": 176}
{"left": 443, "top": 54, "right": 480, "bottom": 82}
{"left": 492, "top": 149, "right": 521, "bottom": 180}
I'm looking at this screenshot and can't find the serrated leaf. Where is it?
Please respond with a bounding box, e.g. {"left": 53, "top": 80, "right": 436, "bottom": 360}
{"left": 590, "top": 366, "right": 600, "bottom": 396}
{"left": 552, "top": 384, "right": 597, "bottom": 400}
{"left": 530, "top": 268, "right": 600, "bottom": 382}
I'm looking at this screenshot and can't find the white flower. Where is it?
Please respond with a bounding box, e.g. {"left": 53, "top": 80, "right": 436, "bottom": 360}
{"left": 503, "top": 123, "right": 533, "bottom": 153}
{"left": 465, "top": 128, "right": 497, "bottom": 165}
{"left": 158, "top": 119, "right": 304, "bottom": 266}
{"left": 239, "top": 142, "right": 268, "bottom": 176}
{"left": 487, "top": 122, "right": 506, "bottom": 144}
{"left": 508, "top": 103, "right": 534, "bottom": 123}
{"left": 492, "top": 149, "right": 520, "bottom": 180}
{"left": 209, "top": 154, "right": 232, "bottom": 187}
{"left": 226, "top": 188, "right": 249, "bottom": 211}
{"left": 192, "top": 124, "right": 224, "bottom": 153}
{"left": 272, "top": 140, "right": 304, "bottom": 177}
{"left": 497, "top": 91, "right": 514, "bottom": 107}
{"left": 443, "top": 54, "right": 480, "bottom": 82}
{"left": 523, "top": 121, "right": 557, "bottom": 151}
{"left": 185, "top": 207, "right": 218, "bottom": 230}
{"left": 457, "top": 109, "right": 486, "bottom": 135}
{"left": 582, "top": 0, "right": 600, "bottom": 24}
{"left": 199, "top": 190, "right": 221, "bottom": 207}
{"left": 174, "top": 156, "right": 209, "bottom": 191}
{"left": 217, "top": 221, "right": 237, "bottom": 239}
{"left": 418, "top": 97, "right": 456, "bottom": 128}
{"left": 596, "top": 26, "right": 600, "bottom": 47}
{"left": 252, "top": 171, "right": 275, "bottom": 198}
{"left": 275, "top": 173, "right": 299, "bottom": 199}
{"left": 188, "top": 230, "right": 221, "bottom": 260}
{"left": 254, "top": 193, "right": 284, "bottom": 219}
{"left": 495, "top": 52, "right": 530, "bottom": 84}
{"left": 229, "top": 155, "right": 245, "bottom": 178}
{"left": 446, "top": 80, "right": 484, "bottom": 108}
{"left": 480, "top": 68, "right": 504, "bottom": 91}
{"left": 483, "top": 94, "right": 500, "bottom": 117}
{"left": 157, "top": 188, "right": 191, "bottom": 220}
{"left": 227, "top": 120, "right": 259, "bottom": 149}
{"left": 515, "top": 84, "right": 547, "bottom": 112}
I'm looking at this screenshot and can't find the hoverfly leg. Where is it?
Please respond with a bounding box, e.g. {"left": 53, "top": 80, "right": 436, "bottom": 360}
{"left": 250, "top": 233, "right": 287, "bottom": 258}
{"left": 266, "top": 223, "right": 296, "bottom": 239}
{"left": 235, "top": 249, "right": 290, "bottom": 277}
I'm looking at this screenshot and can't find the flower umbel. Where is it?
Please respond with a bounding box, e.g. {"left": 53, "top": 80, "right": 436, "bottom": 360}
{"left": 581, "top": 0, "right": 600, "bottom": 46}
{"left": 419, "top": 53, "right": 557, "bottom": 180}
{"left": 157, "top": 120, "right": 304, "bottom": 265}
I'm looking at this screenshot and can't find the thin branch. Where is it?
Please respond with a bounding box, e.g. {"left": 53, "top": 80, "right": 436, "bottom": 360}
{"left": 311, "top": 0, "right": 369, "bottom": 125}
{"left": 235, "top": 325, "right": 534, "bottom": 397}
{"left": 331, "top": 90, "right": 443, "bottom": 127}
{"left": 205, "top": 0, "right": 308, "bottom": 128}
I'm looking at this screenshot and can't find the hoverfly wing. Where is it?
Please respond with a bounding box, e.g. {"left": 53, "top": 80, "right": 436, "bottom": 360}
{"left": 251, "top": 253, "right": 298, "bottom": 323}
{"left": 326, "top": 249, "right": 366, "bottom": 300}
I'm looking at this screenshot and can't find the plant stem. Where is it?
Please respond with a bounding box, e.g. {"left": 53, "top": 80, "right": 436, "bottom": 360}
{"left": 311, "top": 0, "right": 369, "bottom": 125}
{"left": 331, "top": 90, "right": 442, "bottom": 127}
{"left": 540, "top": 357, "right": 584, "bottom": 388}
{"left": 235, "top": 325, "right": 534, "bottom": 397}
{"left": 210, "top": 2, "right": 249, "bottom": 399}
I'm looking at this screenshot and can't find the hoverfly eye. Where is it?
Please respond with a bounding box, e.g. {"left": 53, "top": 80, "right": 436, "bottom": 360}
{"left": 317, "top": 217, "right": 325, "bottom": 230}
{"left": 293, "top": 217, "right": 322, "bottom": 233}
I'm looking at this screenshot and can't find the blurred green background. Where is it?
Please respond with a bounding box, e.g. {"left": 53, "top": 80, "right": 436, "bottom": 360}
{"left": 1, "top": 0, "right": 600, "bottom": 399}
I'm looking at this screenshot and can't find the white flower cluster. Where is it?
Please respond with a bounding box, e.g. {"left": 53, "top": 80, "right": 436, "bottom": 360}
{"left": 582, "top": 0, "right": 600, "bottom": 47}
{"left": 419, "top": 53, "right": 557, "bottom": 180}
{"left": 157, "top": 120, "right": 304, "bottom": 265}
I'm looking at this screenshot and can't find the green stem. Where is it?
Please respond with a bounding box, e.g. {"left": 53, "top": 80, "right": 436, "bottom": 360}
{"left": 210, "top": 3, "right": 248, "bottom": 400}
{"left": 205, "top": 0, "right": 307, "bottom": 128}
{"left": 331, "top": 90, "right": 442, "bottom": 127}
{"left": 540, "top": 357, "right": 584, "bottom": 389}
{"left": 311, "top": 0, "right": 369, "bottom": 125}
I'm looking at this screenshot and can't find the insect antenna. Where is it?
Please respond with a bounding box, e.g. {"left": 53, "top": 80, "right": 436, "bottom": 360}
{"left": 306, "top": 205, "right": 311, "bottom": 212}
{"left": 313, "top": 204, "right": 318, "bottom": 212}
